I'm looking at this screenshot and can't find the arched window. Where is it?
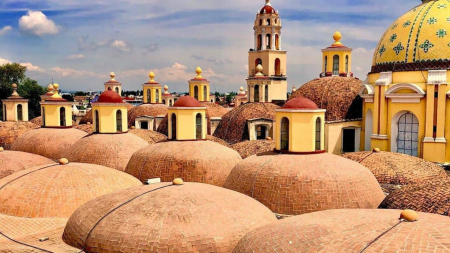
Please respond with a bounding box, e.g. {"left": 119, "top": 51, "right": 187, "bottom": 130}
{"left": 315, "top": 118, "right": 321, "bottom": 151}
{"left": 275, "top": 58, "right": 281, "bottom": 76}
{"left": 115, "top": 87, "right": 119, "bottom": 94}
{"left": 266, "top": 34, "right": 271, "bottom": 49}
{"left": 257, "top": 35, "right": 262, "bottom": 50}
{"left": 60, "top": 107, "right": 66, "bottom": 127}
{"left": 324, "top": 56, "right": 328, "bottom": 73}
{"left": 171, "top": 113, "right": 177, "bottom": 140}
{"left": 146, "top": 89, "right": 151, "bottom": 103}
{"left": 259, "top": 19, "right": 262, "bottom": 26}
{"left": 196, "top": 113, "right": 202, "bottom": 140}
{"left": 280, "top": 117, "right": 289, "bottom": 151}
{"left": 194, "top": 86, "right": 199, "bottom": 100}
{"left": 3, "top": 104, "right": 6, "bottom": 121}
{"left": 155, "top": 89, "right": 159, "bottom": 103}
{"left": 169, "top": 99, "right": 173, "bottom": 106}
{"left": 95, "top": 110, "right": 99, "bottom": 133}
{"left": 265, "top": 85, "right": 269, "bottom": 102}
{"left": 116, "top": 110, "right": 122, "bottom": 132}
{"left": 275, "top": 34, "right": 279, "bottom": 50}
{"left": 42, "top": 107, "right": 45, "bottom": 126}
{"left": 333, "top": 55, "right": 339, "bottom": 76}
{"left": 267, "top": 19, "right": 271, "bottom": 26}
{"left": 345, "top": 55, "right": 349, "bottom": 74}
{"left": 275, "top": 19, "right": 278, "bottom": 24}
{"left": 17, "top": 104, "right": 23, "bottom": 121}
{"left": 397, "top": 112, "right": 419, "bottom": 156}
{"left": 162, "top": 99, "right": 166, "bottom": 105}
{"left": 254, "top": 85, "right": 260, "bottom": 102}
{"left": 255, "top": 58, "right": 262, "bottom": 74}
{"left": 203, "top": 86, "right": 207, "bottom": 101}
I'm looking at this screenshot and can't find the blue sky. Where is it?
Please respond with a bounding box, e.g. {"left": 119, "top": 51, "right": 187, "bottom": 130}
{"left": 0, "top": 0, "right": 420, "bottom": 93}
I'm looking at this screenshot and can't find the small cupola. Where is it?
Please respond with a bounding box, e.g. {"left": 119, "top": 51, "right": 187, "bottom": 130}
{"left": 162, "top": 85, "right": 175, "bottom": 106}
{"left": 275, "top": 97, "right": 326, "bottom": 153}
{"left": 104, "top": 72, "right": 122, "bottom": 95}
{"left": 321, "top": 31, "right": 353, "bottom": 77}
{"left": 143, "top": 71, "right": 162, "bottom": 104}
{"left": 168, "top": 96, "right": 206, "bottom": 141}
{"left": 92, "top": 87, "right": 128, "bottom": 134}
{"left": 2, "top": 83, "right": 29, "bottom": 122}
{"left": 188, "top": 67, "right": 210, "bottom": 102}
{"left": 40, "top": 83, "right": 72, "bottom": 128}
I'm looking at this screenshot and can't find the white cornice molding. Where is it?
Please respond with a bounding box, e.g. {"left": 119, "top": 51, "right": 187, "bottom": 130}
{"left": 385, "top": 83, "right": 426, "bottom": 95}
{"left": 427, "top": 70, "right": 448, "bottom": 85}
{"left": 385, "top": 83, "right": 425, "bottom": 103}
{"left": 375, "top": 71, "right": 392, "bottom": 86}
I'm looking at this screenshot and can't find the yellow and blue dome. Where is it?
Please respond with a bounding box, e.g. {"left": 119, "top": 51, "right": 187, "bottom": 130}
{"left": 372, "top": 0, "right": 450, "bottom": 73}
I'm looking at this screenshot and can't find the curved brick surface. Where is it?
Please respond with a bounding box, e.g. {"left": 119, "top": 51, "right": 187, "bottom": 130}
{"left": 127, "top": 104, "right": 168, "bottom": 129}
{"left": 224, "top": 152, "right": 385, "bottom": 215}
{"left": 74, "top": 124, "right": 94, "bottom": 134}
{"left": 380, "top": 178, "right": 450, "bottom": 216}
{"left": 11, "top": 128, "right": 87, "bottom": 160}
{"left": 234, "top": 209, "right": 450, "bottom": 253}
{"left": 0, "top": 121, "right": 39, "bottom": 150}
{"left": 0, "top": 150, "right": 53, "bottom": 179}
{"left": 65, "top": 133, "right": 149, "bottom": 171}
{"left": 232, "top": 140, "right": 275, "bottom": 159}
{"left": 342, "top": 151, "right": 448, "bottom": 185}
{"left": 0, "top": 162, "right": 142, "bottom": 218}
{"left": 0, "top": 214, "right": 77, "bottom": 252}
{"left": 125, "top": 141, "right": 241, "bottom": 186}
{"left": 129, "top": 128, "right": 168, "bottom": 144}
{"left": 63, "top": 182, "right": 277, "bottom": 253}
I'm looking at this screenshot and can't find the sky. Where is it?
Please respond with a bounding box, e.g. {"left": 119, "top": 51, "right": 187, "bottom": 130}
{"left": 0, "top": 0, "right": 421, "bottom": 93}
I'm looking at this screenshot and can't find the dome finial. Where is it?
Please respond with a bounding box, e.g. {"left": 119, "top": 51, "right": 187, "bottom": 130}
{"left": 265, "top": 0, "right": 271, "bottom": 6}
{"left": 332, "top": 31, "right": 343, "bottom": 46}
{"left": 255, "top": 64, "right": 264, "bottom": 76}
{"left": 11, "top": 83, "right": 20, "bottom": 97}
{"left": 149, "top": 71, "right": 155, "bottom": 82}
{"left": 51, "top": 83, "right": 62, "bottom": 99}
{"left": 110, "top": 72, "right": 116, "bottom": 81}
{"left": 195, "top": 67, "right": 203, "bottom": 79}
{"left": 292, "top": 86, "right": 297, "bottom": 92}
{"left": 163, "top": 85, "right": 170, "bottom": 94}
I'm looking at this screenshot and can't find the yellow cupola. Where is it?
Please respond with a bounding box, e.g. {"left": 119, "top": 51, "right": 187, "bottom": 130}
{"left": 168, "top": 96, "right": 207, "bottom": 141}
{"left": 104, "top": 72, "right": 122, "bottom": 95}
{"left": 2, "top": 83, "right": 29, "bottom": 122}
{"left": 162, "top": 85, "right": 175, "bottom": 106}
{"left": 143, "top": 71, "right": 162, "bottom": 104}
{"left": 275, "top": 97, "right": 326, "bottom": 153}
{"left": 322, "top": 31, "right": 353, "bottom": 77}
{"left": 92, "top": 87, "right": 128, "bottom": 133}
{"left": 40, "top": 83, "right": 73, "bottom": 128}
{"left": 188, "top": 67, "right": 210, "bottom": 102}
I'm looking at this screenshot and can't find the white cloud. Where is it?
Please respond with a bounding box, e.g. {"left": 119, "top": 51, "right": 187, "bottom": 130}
{"left": 66, "top": 54, "right": 85, "bottom": 60}
{"left": 0, "top": 26, "right": 12, "bottom": 36}
{"left": 19, "top": 11, "right": 59, "bottom": 36}
{"left": 50, "top": 67, "right": 103, "bottom": 78}
{"left": 20, "top": 62, "right": 46, "bottom": 72}
{"left": 0, "top": 58, "right": 11, "bottom": 65}
{"left": 110, "top": 40, "right": 132, "bottom": 52}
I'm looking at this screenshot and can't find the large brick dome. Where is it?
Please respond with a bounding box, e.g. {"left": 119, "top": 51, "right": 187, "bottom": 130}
{"left": 232, "top": 140, "right": 275, "bottom": 159}
{"left": 63, "top": 182, "right": 277, "bottom": 252}
{"left": 65, "top": 133, "right": 149, "bottom": 171}
{"left": 233, "top": 209, "right": 450, "bottom": 253}
{"left": 0, "top": 121, "right": 39, "bottom": 150}
{"left": 379, "top": 177, "right": 450, "bottom": 216}
{"left": 11, "top": 128, "right": 87, "bottom": 160}
{"left": 0, "top": 162, "right": 142, "bottom": 218}
{"left": 128, "top": 128, "right": 167, "bottom": 144}
{"left": 224, "top": 152, "right": 385, "bottom": 215}
{"left": 342, "top": 151, "right": 447, "bottom": 186}
{"left": 125, "top": 141, "right": 241, "bottom": 186}
{"left": 0, "top": 150, "right": 53, "bottom": 179}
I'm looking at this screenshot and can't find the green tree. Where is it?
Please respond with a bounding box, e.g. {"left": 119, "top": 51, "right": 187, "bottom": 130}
{"left": 74, "top": 91, "right": 87, "bottom": 96}
{"left": 17, "top": 78, "right": 46, "bottom": 119}
{"left": 0, "top": 63, "right": 27, "bottom": 117}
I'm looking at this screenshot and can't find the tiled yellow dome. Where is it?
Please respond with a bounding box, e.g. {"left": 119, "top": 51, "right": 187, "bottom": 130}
{"left": 372, "top": 0, "right": 450, "bottom": 72}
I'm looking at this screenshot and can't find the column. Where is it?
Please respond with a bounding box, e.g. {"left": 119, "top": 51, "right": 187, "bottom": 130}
{"left": 254, "top": 33, "right": 257, "bottom": 50}
{"left": 278, "top": 34, "right": 282, "bottom": 50}
{"left": 271, "top": 33, "right": 275, "bottom": 50}
{"left": 262, "top": 28, "right": 266, "bottom": 51}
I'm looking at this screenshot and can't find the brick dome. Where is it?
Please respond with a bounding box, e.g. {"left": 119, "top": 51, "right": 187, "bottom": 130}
{"left": 0, "top": 121, "right": 39, "bottom": 150}
{"left": 73, "top": 124, "right": 94, "bottom": 134}
{"left": 0, "top": 150, "right": 53, "bottom": 179}
{"left": 0, "top": 213, "right": 78, "bottom": 252}
{"left": 233, "top": 209, "right": 450, "bottom": 253}
{"left": 127, "top": 103, "right": 168, "bottom": 128}
{"left": 379, "top": 177, "right": 450, "bottom": 216}
{"left": 63, "top": 182, "right": 277, "bottom": 252}
{"left": 206, "top": 135, "right": 232, "bottom": 148}
{"left": 342, "top": 151, "right": 447, "bottom": 186}
{"left": 65, "top": 133, "right": 148, "bottom": 172}
{"left": 125, "top": 141, "right": 241, "bottom": 186}
{"left": 95, "top": 88, "right": 123, "bottom": 103}
{"left": 172, "top": 95, "right": 203, "bottom": 107}
{"left": 232, "top": 140, "right": 275, "bottom": 159}
{"left": 224, "top": 152, "right": 385, "bottom": 215}
{"left": 213, "top": 103, "right": 280, "bottom": 144}
{"left": 11, "top": 128, "right": 87, "bottom": 160}
{"left": 282, "top": 96, "right": 319, "bottom": 110}
{"left": 0, "top": 162, "right": 142, "bottom": 218}
{"left": 129, "top": 128, "right": 167, "bottom": 144}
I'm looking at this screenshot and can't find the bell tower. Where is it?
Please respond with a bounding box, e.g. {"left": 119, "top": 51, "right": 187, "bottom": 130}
{"left": 247, "top": 0, "right": 287, "bottom": 104}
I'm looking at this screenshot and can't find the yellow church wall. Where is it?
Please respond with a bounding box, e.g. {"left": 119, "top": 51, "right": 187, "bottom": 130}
{"left": 368, "top": 73, "right": 380, "bottom": 84}
{"left": 325, "top": 121, "right": 362, "bottom": 155}
{"left": 41, "top": 104, "right": 72, "bottom": 127}
{"left": 143, "top": 86, "right": 162, "bottom": 104}
{"left": 2, "top": 101, "right": 28, "bottom": 121}
{"left": 443, "top": 101, "right": 450, "bottom": 164}
{"left": 271, "top": 80, "right": 288, "bottom": 101}
{"left": 92, "top": 105, "right": 128, "bottom": 133}
{"left": 168, "top": 108, "right": 206, "bottom": 140}
{"left": 360, "top": 103, "right": 374, "bottom": 151}
{"left": 274, "top": 111, "right": 325, "bottom": 153}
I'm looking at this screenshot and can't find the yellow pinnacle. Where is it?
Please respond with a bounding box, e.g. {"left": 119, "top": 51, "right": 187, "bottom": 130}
{"left": 47, "top": 84, "right": 54, "bottom": 92}
{"left": 195, "top": 67, "right": 203, "bottom": 79}
{"left": 110, "top": 72, "right": 116, "bottom": 81}
{"left": 149, "top": 71, "right": 155, "bottom": 82}
{"left": 332, "top": 31, "right": 343, "bottom": 46}
{"left": 11, "top": 83, "right": 19, "bottom": 97}
{"left": 51, "top": 83, "right": 62, "bottom": 99}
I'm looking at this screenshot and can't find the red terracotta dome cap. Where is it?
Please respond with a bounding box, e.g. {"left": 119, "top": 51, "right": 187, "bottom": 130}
{"left": 172, "top": 96, "right": 203, "bottom": 107}
{"left": 96, "top": 87, "right": 123, "bottom": 103}
{"left": 260, "top": 5, "right": 275, "bottom": 14}
{"left": 282, "top": 97, "right": 319, "bottom": 110}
